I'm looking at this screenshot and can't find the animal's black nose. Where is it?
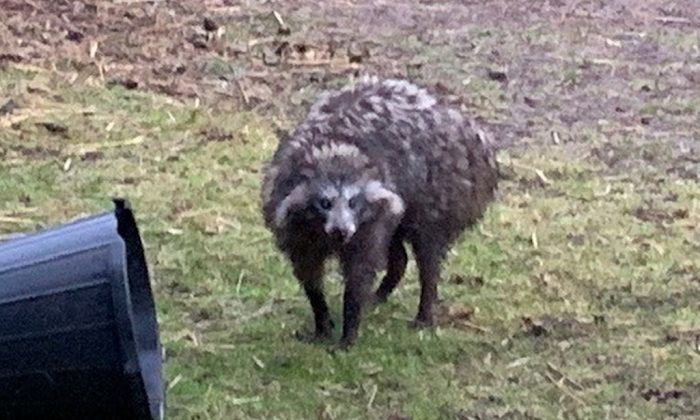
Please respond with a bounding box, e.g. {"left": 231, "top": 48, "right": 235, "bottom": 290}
{"left": 329, "top": 227, "right": 350, "bottom": 242}
{"left": 330, "top": 228, "right": 346, "bottom": 239}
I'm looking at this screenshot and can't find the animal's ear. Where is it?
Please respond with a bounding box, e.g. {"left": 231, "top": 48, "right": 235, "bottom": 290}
{"left": 274, "top": 182, "right": 310, "bottom": 227}
{"left": 365, "top": 181, "right": 405, "bottom": 216}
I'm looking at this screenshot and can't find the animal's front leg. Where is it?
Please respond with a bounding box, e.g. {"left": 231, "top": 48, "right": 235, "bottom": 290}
{"left": 331, "top": 219, "right": 395, "bottom": 351}
{"left": 337, "top": 262, "right": 375, "bottom": 350}
{"left": 291, "top": 255, "right": 333, "bottom": 342}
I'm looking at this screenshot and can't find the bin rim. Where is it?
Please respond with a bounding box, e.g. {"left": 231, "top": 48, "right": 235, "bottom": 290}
{"left": 113, "top": 198, "right": 164, "bottom": 420}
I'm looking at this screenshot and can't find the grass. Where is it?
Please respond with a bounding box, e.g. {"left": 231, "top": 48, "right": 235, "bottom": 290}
{"left": 1, "top": 61, "right": 699, "bottom": 420}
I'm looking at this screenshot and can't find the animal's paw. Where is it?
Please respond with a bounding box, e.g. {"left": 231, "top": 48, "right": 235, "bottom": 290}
{"left": 368, "top": 292, "right": 388, "bottom": 307}
{"left": 294, "top": 328, "right": 331, "bottom": 343}
{"left": 409, "top": 316, "right": 434, "bottom": 330}
{"left": 326, "top": 339, "right": 354, "bottom": 354}
{"left": 294, "top": 320, "right": 334, "bottom": 343}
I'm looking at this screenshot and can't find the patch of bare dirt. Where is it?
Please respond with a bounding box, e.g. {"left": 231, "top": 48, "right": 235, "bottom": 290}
{"left": 2, "top": 0, "right": 697, "bottom": 157}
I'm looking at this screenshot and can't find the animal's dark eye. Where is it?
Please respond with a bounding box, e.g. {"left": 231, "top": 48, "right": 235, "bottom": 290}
{"left": 319, "top": 197, "right": 332, "bottom": 210}
{"left": 348, "top": 196, "right": 358, "bottom": 209}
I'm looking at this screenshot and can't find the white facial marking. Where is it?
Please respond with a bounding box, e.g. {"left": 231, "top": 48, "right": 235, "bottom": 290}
{"left": 274, "top": 183, "right": 308, "bottom": 227}
{"left": 321, "top": 184, "right": 359, "bottom": 242}
{"left": 365, "top": 180, "right": 405, "bottom": 216}
{"left": 321, "top": 185, "right": 340, "bottom": 200}
{"left": 324, "top": 201, "right": 357, "bottom": 242}
{"left": 341, "top": 184, "right": 361, "bottom": 200}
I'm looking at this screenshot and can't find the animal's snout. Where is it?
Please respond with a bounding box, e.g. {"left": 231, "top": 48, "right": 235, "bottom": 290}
{"left": 329, "top": 226, "right": 350, "bottom": 241}
{"left": 324, "top": 204, "right": 357, "bottom": 243}
{"left": 325, "top": 224, "right": 355, "bottom": 243}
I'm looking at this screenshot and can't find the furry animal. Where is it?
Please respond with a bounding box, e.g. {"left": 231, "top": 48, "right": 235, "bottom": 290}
{"left": 261, "top": 76, "right": 499, "bottom": 349}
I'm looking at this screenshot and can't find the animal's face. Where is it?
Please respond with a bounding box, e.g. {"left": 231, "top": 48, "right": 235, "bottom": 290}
{"left": 273, "top": 177, "right": 405, "bottom": 243}
{"left": 310, "top": 181, "right": 368, "bottom": 243}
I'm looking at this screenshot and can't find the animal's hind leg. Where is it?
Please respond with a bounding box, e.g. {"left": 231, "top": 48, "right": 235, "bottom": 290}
{"left": 411, "top": 239, "right": 444, "bottom": 329}
{"left": 291, "top": 256, "right": 334, "bottom": 341}
{"left": 374, "top": 234, "right": 408, "bottom": 303}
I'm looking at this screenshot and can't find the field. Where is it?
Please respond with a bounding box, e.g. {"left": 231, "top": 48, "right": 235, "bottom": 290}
{"left": 1, "top": 1, "right": 699, "bottom": 418}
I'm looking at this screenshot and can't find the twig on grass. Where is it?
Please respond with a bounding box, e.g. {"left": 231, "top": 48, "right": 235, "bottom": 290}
{"left": 67, "top": 135, "right": 145, "bottom": 155}
{"left": 544, "top": 371, "right": 586, "bottom": 405}
{"left": 547, "top": 362, "right": 585, "bottom": 391}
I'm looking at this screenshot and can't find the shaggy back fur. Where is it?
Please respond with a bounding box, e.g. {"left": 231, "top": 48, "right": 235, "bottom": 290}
{"left": 261, "top": 76, "right": 499, "bottom": 349}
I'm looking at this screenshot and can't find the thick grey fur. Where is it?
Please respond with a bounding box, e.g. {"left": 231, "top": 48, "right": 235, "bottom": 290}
{"left": 261, "top": 76, "right": 499, "bottom": 349}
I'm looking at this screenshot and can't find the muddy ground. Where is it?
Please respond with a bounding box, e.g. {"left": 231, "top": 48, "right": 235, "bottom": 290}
{"left": 2, "top": 0, "right": 698, "bottom": 155}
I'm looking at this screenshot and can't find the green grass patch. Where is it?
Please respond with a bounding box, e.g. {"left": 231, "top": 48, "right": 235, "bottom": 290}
{"left": 1, "top": 68, "right": 699, "bottom": 419}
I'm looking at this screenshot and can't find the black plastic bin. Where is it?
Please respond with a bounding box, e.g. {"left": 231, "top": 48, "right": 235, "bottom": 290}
{"left": 0, "top": 199, "right": 164, "bottom": 420}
